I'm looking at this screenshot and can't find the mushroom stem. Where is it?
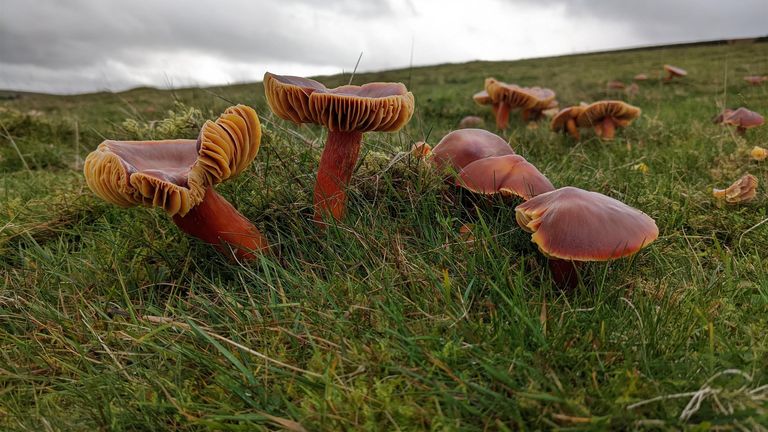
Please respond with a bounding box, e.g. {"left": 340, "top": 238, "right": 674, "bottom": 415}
{"left": 172, "top": 187, "right": 269, "bottom": 260}
{"left": 495, "top": 103, "right": 511, "bottom": 129}
{"left": 566, "top": 118, "right": 580, "bottom": 139}
{"left": 491, "top": 103, "right": 500, "bottom": 119}
{"left": 601, "top": 117, "right": 616, "bottom": 140}
{"left": 548, "top": 258, "right": 580, "bottom": 289}
{"left": 314, "top": 130, "right": 364, "bottom": 223}
{"left": 736, "top": 126, "right": 746, "bottom": 135}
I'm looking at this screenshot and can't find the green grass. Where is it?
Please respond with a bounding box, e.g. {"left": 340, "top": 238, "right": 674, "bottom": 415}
{"left": 1, "top": 41, "right": 768, "bottom": 430}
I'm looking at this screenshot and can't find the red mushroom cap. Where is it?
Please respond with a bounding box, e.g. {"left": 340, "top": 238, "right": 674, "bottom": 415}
{"left": 722, "top": 107, "right": 764, "bottom": 129}
{"left": 664, "top": 65, "right": 687, "bottom": 77}
{"left": 430, "top": 129, "right": 514, "bottom": 173}
{"left": 455, "top": 154, "right": 555, "bottom": 200}
{"left": 515, "top": 187, "right": 659, "bottom": 261}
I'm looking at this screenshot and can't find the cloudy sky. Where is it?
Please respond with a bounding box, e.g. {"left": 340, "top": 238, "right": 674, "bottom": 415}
{"left": 1, "top": 0, "right": 765, "bottom": 94}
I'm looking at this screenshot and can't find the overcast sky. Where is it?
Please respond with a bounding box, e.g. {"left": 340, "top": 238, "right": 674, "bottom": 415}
{"left": 1, "top": 0, "right": 766, "bottom": 94}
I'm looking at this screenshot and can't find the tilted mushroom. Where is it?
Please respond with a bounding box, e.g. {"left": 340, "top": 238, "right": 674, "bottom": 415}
{"left": 663, "top": 64, "right": 687, "bottom": 82}
{"left": 455, "top": 154, "right": 554, "bottom": 200}
{"left": 576, "top": 100, "right": 641, "bottom": 140}
{"left": 515, "top": 186, "right": 658, "bottom": 286}
{"left": 751, "top": 146, "right": 768, "bottom": 161}
{"left": 459, "top": 115, "right": 485, "bottom": 129}
{"left": 713, "top": 174, "right": 758, "bottom": 203}
{"left": 721, "top": 107, "right": 764, "bottom": 135}
{"left": 550, "top": 106, "right": 584, "bottom": 140}
{"left": 264, "top": 73, "right": 414, "bottom": 222}
{"left": 743, "top": 76, "right": 767, "bottom": 86}
{"left": 484, "top": 78, "right": 544, "bottom": 129}
{"left": 429, "top": 128, "right": 515, "bottom": 174}
{"left": 84, "top": 105, "right": 269, "bottom": 260}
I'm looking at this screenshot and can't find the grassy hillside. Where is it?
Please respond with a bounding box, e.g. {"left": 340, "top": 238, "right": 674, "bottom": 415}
{"left": 1, "top": 42, "right": 767, "bottom": 430}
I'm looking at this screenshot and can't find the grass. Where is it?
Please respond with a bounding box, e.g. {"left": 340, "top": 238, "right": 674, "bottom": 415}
{"left": 1, "top": 41, "right": 768, "bottom": 430}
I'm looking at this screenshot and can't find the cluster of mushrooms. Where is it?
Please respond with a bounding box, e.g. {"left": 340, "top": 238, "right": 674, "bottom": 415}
{"left": 86, "top": 62, "right": 767, "bottom": 287}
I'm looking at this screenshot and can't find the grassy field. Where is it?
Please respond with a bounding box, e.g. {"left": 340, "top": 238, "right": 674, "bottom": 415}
{"left": 1, "top": 41, "right": 767, "bottom": 430}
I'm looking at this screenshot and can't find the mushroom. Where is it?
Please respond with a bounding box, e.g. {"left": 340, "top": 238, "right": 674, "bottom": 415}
{"left": 263, "top": 73, "right": 414, "bottom": 222}
{"left": 606, "top": 80, "right": 626, "bottom": 90}
{"left": 633, "top": 73, "right": 649, "bottom": 81}
{"left": 721, "top": 107, "right": 764, "bottom": 135}
{"left": 83, "top": 105, "right": 269, "bottom": 260}
{"left": 411, "top": 141, "right": 432, "bottom": 159}
{"left": 576, "top": 100, "right": 641, "bottom": 140}
{"left": 751, "top": 146, "right": 768, "bottom": 161}
{"left": 429, "top": 128, "right": 515, "bottom": 174}
{"left": 663, "top": 64, "right": 687, "bottom": 82}
{"left": 625, "top": 83, "right": 640, "bottom": 98}
{"left": 743, "top": 76, "right": 767, "bottom": 86}
{"left": 713, "top": 174, "right": 758, "bottom": 203}
{"left": 712, "top": 108, "right": 735, "bottom": 124}
{"left": 521, "top": 88, "right": 557, "bottom": 122}
{"left": 455, "top": 154, "right": 554, "bottom": 200}
{"left": 459, "top": 115, "right": 485, "bottom": 129}
{"left": 515, "top": 186, "right": 658, "bottom": 286}
{"left": 550, "top": 106, "right": 584, "bottom": 140}
{"left": 484, "top": 78, "right": 544, "bottom": 129}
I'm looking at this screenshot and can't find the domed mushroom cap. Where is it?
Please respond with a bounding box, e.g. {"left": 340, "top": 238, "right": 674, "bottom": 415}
{"left": 515, "top": 187, "right": 659, "bottom": 261}
{"left": 455, "top": 154, "right": 555, "bottom": 200}
{"left": 576, "top": 100, "right": 641, "bottom": 127}
{"left": 551, "top": 106, "right": 583, "bottom": 132}
{"left": 430, "top": 128, "right": 514, "bottom": 173}
{"left": 263, "top": 72, "right": 414, "bottom": 133}
{"left": 485, "top": 78, "right": 542, "bottom": 109}
{"left": 744, "top": 76, "right": 767, "bottom": 85}
{"left": 607, "top": 80, "right": 626, "bottom": 90}
{"left": 664, "top": 64, "right": 687, "bottom": 77}
{"left": 722, "top": 107, "right": 764, "bottom": 129}
{"left": 634, "top": 73, "right": 649, "bottom": 81}
{"left": 473, "top": 90, "right": 493, "bottom": 106}
{"left": 84, "top": 105, "right": 261, "bottom": 217}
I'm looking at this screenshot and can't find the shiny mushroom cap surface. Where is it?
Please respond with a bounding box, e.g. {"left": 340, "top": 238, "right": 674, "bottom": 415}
{"left": 455, "top": 154, "right": 555, "bottom": 200}
{"left": 84, "top": 105, "right": 261, "bottom": 217}
{"left": 576, "top": 100, "right": 641, "bottom": 128}
{"left": 515, "top": 187, "right": 659, "bottom": 261}
{"left": 430, "top": 128, "right": 515, "bottom": 173}
{"left": 263, "top": 72, "right": 414, "bottom": 133}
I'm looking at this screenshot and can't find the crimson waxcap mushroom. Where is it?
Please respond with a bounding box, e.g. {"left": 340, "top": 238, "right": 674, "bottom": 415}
{"left": 721, "top": 107, "right": 764, "bottom": 135}
{"left": 713, "top": 174, "right": 758, "bottom": 203}
{"left": 264, "top": 72, "right": 414, "bottom": 222}
{"left": 485, "top": 78, "right": 543, "bottom": 129}
{"left": 522, "top": 88, "right": 558, "bottom": 122}
{"left": 743, "top": 76, "right": 767, "bottom": 86}
{"left": 455, "top": 154, "right": 555, "bottom": 200}
{"left": 576, "top": 100, "right": 641, "bottom": 140}
{"left": 430, "top": 128, "right": 514, "bottom": 174}
{"left": 84, "top": 105, "right": 268, "bottom": 260}
{"left": 515, "top": 187, "right": 659, "bottom": 261}
{"left": 551, "top": 106, "right": 584, "bottom": 139}
{"left": 663, "top": 64, "right": 687, "bottom": 81}
{"left": 459, "top": 116, "right": 485, "bottom": 129}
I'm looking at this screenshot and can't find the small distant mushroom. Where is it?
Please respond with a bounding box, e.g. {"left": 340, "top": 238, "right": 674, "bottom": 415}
{"left": 625, "top": 82, "right": 640, "bottom": 98}
{"left": 663, "top": 64, "right": 687, "bottom": 82}
{"left": 550, "top": 106, "right": 584, "bottom": 139}
{"left": 411, "top": 141, "right": 432, "bottom": 159}
{"left": 515, "top": 187, "right": 658, "bottom": 286}
{"left": 576, "top": 100, "right": 641, "bottom": 140}
{"left": 484, "top": 78, "right": 545, "bottom": 129}
{"left": 455, "top": 154, "right": 554, "bottom": 200}
{"left": 264, "top": 73, "right": 414, "bottom": 222}
{"left": 751, "top": 146, "right": 768, "bottom": 161}
{"left": 473, "top": 89, "right": 497, "bottom": 118}
{"left": 430, "top": 128, "right": 514, "bottom": 174}
{"left": 720, "top": 107, "right": 764, "bottom": 135}
{"left": 634, "top": 73, "right": 649, "bottom": 81}
{"left": 743, "top": 76, "right": 767, "bottom": 86}
{"left": 607, "top": 80, "right": 625, "bottom": 90}
{"left": 713, "top": 174, "right": 758, "bottom": 203}
{"left": 521, "top": 88, "right": 557, "bottom": 122}
{"left": 83, "top": 105, "right": 269, "bottom": 260}
{"left": 459, "top": 115, "right": 485, "bottom": 129}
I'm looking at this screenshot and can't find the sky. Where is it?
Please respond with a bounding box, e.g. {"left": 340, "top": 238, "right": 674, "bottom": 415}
{"left": 1, "top": 0, "right": 766, "bottom": 94}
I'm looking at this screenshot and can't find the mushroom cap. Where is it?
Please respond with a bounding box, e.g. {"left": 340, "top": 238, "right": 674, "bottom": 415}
{"left": 455, "top": 154, "right": 555, "bottom": 200}
{"left": 84, "top": 105, "right": 261, "bottom": 217}
{"left": 712, "top": 108, "right": 735, "bottom": 124}
{"left": 515, "top": 187, "right": 658, "bottom": 261}
{"left": 607, "top": 80, "right": 626, "bottom": 90}
{"left": 458, "top": 115, "right": 485, "bottom": 129}
{"left": 634, "top": 73, "right": 649, "bottom": 81}
{"left": 713, "top": 174, "right": 758, "bottom": 203}
{"left": 473, "top": 90, "right": 493, "bottom": 106}
{"left": 430, "top": 128, "right": 514, "bottom": 173}
{"left": 550, "top": 106, "right": 583, "bottom": 132}
{"left": 485, "top": 78, "right": 542, "bottom": 109}
{"left": 664, "top": 64, "right": 687, "bottom": 77}
{"left": 722, "top": 107, "right": 764, "bottom": 129}
{"left": 576, "top": 100, "right": 641, "bottom": 128}
{"left": 263, "top": 72, "right": 414, "bottom": 133}
{"left": 744, "top": 76, "right": 767, "bottom": 85}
